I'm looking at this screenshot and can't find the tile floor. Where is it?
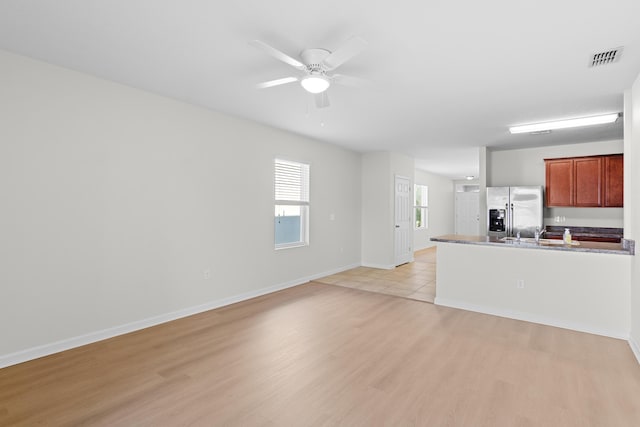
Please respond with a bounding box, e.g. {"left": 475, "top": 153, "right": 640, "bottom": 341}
{"left": 315, "top": 247, "right": 436, "bottom": 303}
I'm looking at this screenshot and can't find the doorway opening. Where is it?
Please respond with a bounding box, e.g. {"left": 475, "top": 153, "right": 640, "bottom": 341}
{"left": 394, "top": 175, "right": 413, "bottom": 266}
{"left": 455, "top": 184, "right": 480, "bottom": 235}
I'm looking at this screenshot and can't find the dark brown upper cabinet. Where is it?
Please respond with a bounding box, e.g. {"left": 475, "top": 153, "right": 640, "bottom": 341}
{"left": 545, "top": 158, "right": 574, "bottom": 206}
{"left": 544, "top": 154, "right": 623, "bottom": 208}
{"left": 574, "top": 156, "right": 603, "bottom": 207}
{"left": 603, "top": 154, "right": 624, "bottom": 207}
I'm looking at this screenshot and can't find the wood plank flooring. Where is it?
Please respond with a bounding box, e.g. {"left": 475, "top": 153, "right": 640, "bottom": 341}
{"left": 1, "top": 281, "right": 640, "bottom": 426}
{"left": 316, "top": 247, "right": 436, "bottom": 302}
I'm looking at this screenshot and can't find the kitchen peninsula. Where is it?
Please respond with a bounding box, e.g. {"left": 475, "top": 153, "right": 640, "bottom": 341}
{"left": 432, "top": 234, "right": 634, "bottom": 255}
{"left": 431, "top": 234, "right": 634, "bottom": 340}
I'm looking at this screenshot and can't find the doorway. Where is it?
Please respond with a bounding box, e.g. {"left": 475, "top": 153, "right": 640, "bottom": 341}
{"left": 455, "top": 186, "right": 480, "bottom": 235}
{"left": 394, "top": 175, "right": 413, "bottom": 266}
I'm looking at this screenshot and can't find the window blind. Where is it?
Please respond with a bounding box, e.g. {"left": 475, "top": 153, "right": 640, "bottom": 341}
{"left": 275, "top": 159, "right": 309, "bottom": 203}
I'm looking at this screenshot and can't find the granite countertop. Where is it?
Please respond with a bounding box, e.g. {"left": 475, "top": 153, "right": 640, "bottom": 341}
{"left": 430, "top": 234, "right": 635, "bottom": 255}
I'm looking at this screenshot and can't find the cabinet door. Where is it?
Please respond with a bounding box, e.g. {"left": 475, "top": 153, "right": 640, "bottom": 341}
{"left": 604, "top": 154, "right": 623, "bottom": 207}
{"left": 545, "top": 159, "right": 573, "bottom": 206}
{"left": 574, "top": 157, "right": 603, "bottom": 207}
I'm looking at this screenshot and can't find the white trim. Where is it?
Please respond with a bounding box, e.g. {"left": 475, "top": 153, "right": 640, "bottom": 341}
{"left": 414, "top": 184, "right": 428, "bottom": 230}
{"left": 434, "top": 296, "right": 629, "bottom": 340}
{"left": 394, "top": 174, "right": 414, "bottom": 266}
{"left": 311, "top": 263, "right": 359, "bottom": 279}
{"left": 414, "top": 241, "right": 436, "bottom": 251}
{"left": 0, "top": 263, "right": 359, "bottom": 369}
{"left": 275, "top": 241, "right": 309, "bottom": 250}
{"left": 274, "top": 200, "right": 310, "bottom": 206}
{"left": 361, "top": 262, "right": 395, "bottom": 270}
{"left": 630, "top": 336, "right": 640, "bottom": 365}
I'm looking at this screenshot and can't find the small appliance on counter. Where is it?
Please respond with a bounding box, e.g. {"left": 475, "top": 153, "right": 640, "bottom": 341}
{"left": 487, "top": 186, "right": 544, "bottom": 238}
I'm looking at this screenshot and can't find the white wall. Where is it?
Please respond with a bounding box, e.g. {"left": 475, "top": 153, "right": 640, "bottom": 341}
{"left": 414, "top": 169, "right": 454, "bottom": 249}
{"left": 629, "top": 73, "right": 640, "bottom": 361}
{"left": 436, "top": 242, "right": 631, "bottom": 339}
{"left": 390, "top": 152, "right": 415, "bottom": 179}
{"left": 479, "top": 147, "right": 489, "bottom": 235}
{"left": 0, "top": 50, "right": 362, "bottom": 363}
{"left": 361, "top": 152, "right": 392, "bottom": 268}
{"left": 488, "top": 140, "right": 624, "bottom": 228}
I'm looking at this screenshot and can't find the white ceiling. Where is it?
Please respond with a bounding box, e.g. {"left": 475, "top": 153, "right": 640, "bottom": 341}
{"left": 1, "top": 1, "right": 639, "bottom": 179}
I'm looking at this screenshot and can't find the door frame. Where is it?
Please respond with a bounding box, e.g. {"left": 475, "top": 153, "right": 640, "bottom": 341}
{"left": 455, "top": 191, "right": 480, "bottom": 235}
{"left": 394, "top": 174, "right": 414, "bottom": 266}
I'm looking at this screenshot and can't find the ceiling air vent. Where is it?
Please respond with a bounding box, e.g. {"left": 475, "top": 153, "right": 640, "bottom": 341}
{"left": 589, "top": 47, "right": 623, "bottom": 67}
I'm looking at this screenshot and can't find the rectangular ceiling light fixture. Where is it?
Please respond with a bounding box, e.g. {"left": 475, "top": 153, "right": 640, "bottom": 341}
{"left": 509, "top": 113, "right": 620, "bottom": 134}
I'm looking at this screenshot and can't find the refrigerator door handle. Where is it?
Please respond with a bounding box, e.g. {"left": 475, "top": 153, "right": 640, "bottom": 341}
{"left": 510, "top": 203, "right": 515, "bottom": 236}
{"left": 505, "top": 203, "right": 510, "bottom": 236}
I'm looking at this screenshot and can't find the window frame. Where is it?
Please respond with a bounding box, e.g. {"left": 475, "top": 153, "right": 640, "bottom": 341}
{"left": 274, "top": 158, "right": 310, "bottom": 250}
{"left": 414, "top": 184, "right": 428, "bottom": 230}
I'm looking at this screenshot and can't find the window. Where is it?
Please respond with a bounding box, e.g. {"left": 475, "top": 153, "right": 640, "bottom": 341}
{"left": 415, "top": 184, "right": 428, "bottom": 229}
{"left": 274, "top": 159, "right": 310, "bottom": 249}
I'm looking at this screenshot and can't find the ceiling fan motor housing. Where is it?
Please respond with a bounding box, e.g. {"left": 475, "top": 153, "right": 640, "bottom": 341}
{"left": 300, "top": 48, "right": 332, "bottom": 93}
{"left": 301, "top": 48, "right": 331, "bottom": 72}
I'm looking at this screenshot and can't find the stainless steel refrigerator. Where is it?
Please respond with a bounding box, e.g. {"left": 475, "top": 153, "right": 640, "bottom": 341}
{"left": 487, "top": 186, "right": 544, "bottom": 238}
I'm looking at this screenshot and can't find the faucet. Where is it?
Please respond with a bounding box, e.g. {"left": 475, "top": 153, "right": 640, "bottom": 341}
{"left": 535, "top": 227, "right": 546, "bottom": 242}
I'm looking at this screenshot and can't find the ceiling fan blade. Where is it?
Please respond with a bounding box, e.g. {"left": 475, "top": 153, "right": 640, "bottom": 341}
{"left": 315, "top": 92, "right": 330, "bottom": 109}
{"left": 249, "top": 40, "right": 306, "bottom": 71}
{"left": 331, "top": 74, "right": 368, "bottom": 88}
{"left": 322, "top": 37, "right": 367, "bottom": 70}
{"left": 256, "top": 77, "right": 299, "bottom": 89}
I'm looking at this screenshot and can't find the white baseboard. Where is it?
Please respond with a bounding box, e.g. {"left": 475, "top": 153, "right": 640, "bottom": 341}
{"left": 360, "top": 262, "right": 395, "bottom": 270}
{"left": 434, "top": 297, "right": 629, "bottom": 340}
{"left": 630, "top": 336, "right": 640, "bottom": 365}
{"left": 0, "top": 263, "right": 359, "bottom": 369}
{"left": 415, "top": 243, "right": 436, "bottom": 251}
{"left": 308, "top": 263, "right": 360, "bottom": 281}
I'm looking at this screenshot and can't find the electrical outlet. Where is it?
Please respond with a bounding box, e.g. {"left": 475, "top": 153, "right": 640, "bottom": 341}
{"left": 203, "top": 269, "right": 211, "bottom": 280}
{"left": 517, "top": 279, "right": 525, "bottom": 289}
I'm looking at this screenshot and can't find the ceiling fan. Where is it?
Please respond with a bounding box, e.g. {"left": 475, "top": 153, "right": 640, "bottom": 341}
{"left": 250, "top": 37, "right": 368, "bottom": 108}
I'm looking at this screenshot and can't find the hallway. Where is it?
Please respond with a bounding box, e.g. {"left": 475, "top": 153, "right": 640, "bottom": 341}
{"left": 315, "top": 247, "right": 436, "bottom": 302}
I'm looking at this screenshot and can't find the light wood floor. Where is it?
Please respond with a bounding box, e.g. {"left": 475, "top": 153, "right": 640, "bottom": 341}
{"left": 316, "top": 247, "right": 436, "bottom": 303}
{"left": 2, "top": 282, "right": 640, "bottom": 426}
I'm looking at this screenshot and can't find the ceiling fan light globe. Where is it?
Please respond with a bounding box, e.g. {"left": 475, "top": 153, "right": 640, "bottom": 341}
{"left": 301, "top": 76, "right": 330, "bottom": 94}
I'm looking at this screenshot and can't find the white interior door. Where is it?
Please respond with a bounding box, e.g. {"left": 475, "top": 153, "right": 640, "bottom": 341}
{"left": 394, "top": 175, "right": 413, "bottom": 266}
{"left": 455, "top": 192, "right": 480, "bottom": 235}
